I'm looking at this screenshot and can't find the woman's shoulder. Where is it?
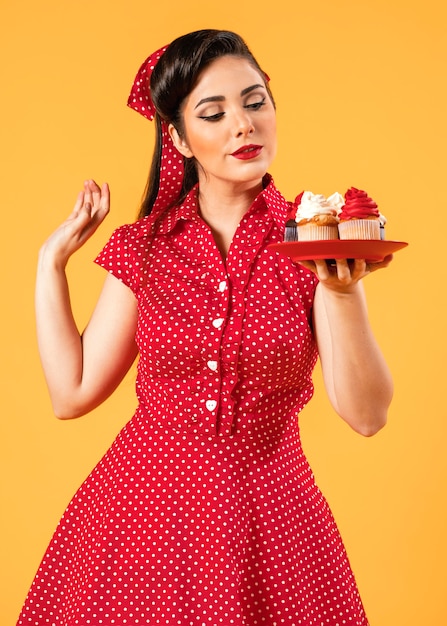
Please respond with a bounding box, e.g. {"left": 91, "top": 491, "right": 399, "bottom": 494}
{"left": 96, "top": 214, "right": 156, "bottom": 265}
{"left": 262, "top": 175, "right": 300, "bottom": 225}
{"left": 112, "top": 214, "right": 156, "bottom": 240}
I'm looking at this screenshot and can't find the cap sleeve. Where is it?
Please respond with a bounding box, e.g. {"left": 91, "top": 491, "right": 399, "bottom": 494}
{"left": 94, "top": 223, "right": 141, "bottom": 294}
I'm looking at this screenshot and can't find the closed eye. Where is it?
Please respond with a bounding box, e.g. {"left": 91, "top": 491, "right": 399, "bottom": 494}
{"left": 245, "top": 97, "right": 266, "bottom": 111}
{"left": 199, "top": 97, "right": 267, "bottom": 122}
{"left": 198, "top": 112, "right": 225, "bottom": 122}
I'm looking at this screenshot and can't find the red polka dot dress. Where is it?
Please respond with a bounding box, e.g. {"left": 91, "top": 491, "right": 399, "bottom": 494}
{"left": 18, "top": 176, "right": 369, "bottom": 625}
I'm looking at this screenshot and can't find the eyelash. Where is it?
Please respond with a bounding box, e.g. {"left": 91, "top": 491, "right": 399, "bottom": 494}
{"left": 199, "top": 97, "right": 267, "bottom": 122}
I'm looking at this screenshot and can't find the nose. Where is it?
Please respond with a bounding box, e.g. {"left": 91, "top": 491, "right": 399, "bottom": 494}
{"left": 234, "top": 110, "right": 254, "bottom": 137}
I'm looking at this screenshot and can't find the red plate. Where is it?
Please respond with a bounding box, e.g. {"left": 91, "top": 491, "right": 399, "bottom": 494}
{"left": 269, "top": 239, "right": 408, "bottom": 262}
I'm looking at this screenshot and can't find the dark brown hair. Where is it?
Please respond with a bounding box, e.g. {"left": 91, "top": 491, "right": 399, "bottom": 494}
{"left": 138, "top": 29, "right": 273, "bottom": 218}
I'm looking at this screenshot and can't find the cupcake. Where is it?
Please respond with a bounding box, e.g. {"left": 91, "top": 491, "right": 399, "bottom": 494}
{"left": 379, "top": 213, "right": 387, "bottom": 240}
{"left": 294, "top": 191, "right": 343, "bottom": 241}
{"left": 338, "top": 187, "right": 381, "bottom": 240}
{"left": 284, "top": 192, "right": 303, "bottom": 242}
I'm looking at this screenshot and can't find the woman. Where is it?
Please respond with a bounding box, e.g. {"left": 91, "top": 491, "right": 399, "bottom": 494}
{"left": 18, "top": 29, "right": 393, "bottom": 625}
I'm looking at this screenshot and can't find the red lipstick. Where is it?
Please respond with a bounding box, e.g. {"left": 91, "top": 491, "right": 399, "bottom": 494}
{"left": 231, "top": 144, "right": 263, "bottom": 160}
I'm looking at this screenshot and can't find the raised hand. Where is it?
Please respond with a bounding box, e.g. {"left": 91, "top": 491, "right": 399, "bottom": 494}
{"left": 40, "top": 180, "right": 110, "bottom": 267}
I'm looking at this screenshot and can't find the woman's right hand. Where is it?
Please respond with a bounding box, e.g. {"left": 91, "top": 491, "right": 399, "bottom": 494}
{"left": 35, "top": 178, "right": 138, "bottom": 419}
{"left": 40, "top": 179, "right": 110, "bottom": 267}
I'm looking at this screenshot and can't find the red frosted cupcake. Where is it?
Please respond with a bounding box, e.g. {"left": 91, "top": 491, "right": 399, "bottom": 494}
{"left": 338, "top": 187, "right": 381, "bottom": 240}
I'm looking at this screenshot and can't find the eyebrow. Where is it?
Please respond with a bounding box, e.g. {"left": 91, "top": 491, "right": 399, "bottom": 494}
{"left": 194, "top": 84, "right": 265, "bottom": 109}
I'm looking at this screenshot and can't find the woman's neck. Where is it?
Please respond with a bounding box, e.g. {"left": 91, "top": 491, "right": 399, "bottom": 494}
{"left": 197, "top": 179, "right": 263, "bottom": 258}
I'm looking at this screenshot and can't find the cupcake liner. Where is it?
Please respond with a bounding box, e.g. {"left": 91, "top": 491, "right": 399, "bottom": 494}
{"left": 297, "top": 224, "right": 339, "bottom": 241}
{"left": 338, "top": 219, "right": 380, "bottom": 240}
{"left": 284, "top": 220, "right": 298, "bottom": 242}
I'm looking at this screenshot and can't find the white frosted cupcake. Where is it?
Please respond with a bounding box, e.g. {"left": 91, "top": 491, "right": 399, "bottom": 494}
{"left": 379, "top": 213, "right": 387, "bottom": 240}
{"left": 295, "top": 191, "right": 342, "bottom": 241}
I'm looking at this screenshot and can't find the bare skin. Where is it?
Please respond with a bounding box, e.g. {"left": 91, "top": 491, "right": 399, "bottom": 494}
{"left": 35, "top": 56, "right": 393, "bottom": 433}
{"left": 35, "top": 180, "right": 138, "bottom": 418}
{"left": 302, "top": 257, "right": 393, "bottom": 435}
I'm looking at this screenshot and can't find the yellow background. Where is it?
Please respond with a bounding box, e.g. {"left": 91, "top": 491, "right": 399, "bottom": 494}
{"left": 1, "top": 0, "right": 446, "bottom": 623}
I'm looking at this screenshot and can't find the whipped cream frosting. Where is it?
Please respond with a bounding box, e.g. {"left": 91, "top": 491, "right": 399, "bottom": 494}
{"left": 295, "top": 191, "right": 343, "bottom": 221}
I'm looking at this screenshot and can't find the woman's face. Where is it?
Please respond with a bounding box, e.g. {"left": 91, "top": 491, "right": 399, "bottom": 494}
{"left": 169, "top": 55, "right": 277, "bottom": 190}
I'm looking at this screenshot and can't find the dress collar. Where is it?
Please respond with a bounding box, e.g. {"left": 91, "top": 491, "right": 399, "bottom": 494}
{"left": 135, "top": 174, "right": 290, "bottom": 238}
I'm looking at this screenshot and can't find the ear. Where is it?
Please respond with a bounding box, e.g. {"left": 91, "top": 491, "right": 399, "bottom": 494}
{"left": 168, "top": 123, "right": 193, "bottom": 159}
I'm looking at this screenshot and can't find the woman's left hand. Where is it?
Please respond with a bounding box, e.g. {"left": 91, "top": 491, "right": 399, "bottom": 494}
{"left": 298, "top": 254, "right": 393, "bottom": 294}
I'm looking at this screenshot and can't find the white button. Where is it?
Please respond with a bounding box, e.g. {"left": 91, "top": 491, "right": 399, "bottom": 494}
{"left": 207, "top": 360, "right": 218, "bottom": 371}
{"left": 206, "top": 399, "right": 217, "bottom": 411}
{"left": 218, "top": 280, "right": 227, "bottom": 292}
{"left": 212, "top": 318, "right": 224, "bottom": 329}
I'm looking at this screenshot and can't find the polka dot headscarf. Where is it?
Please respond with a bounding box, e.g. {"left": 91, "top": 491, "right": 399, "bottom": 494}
{"left": 127, "top": 45, "right": 185, "bottom": 217}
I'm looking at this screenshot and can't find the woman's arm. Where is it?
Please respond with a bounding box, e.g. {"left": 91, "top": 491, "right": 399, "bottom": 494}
{"left": 35, "top": 180, "right": 139, "bottom": 419}
{"left": 305, "top": 257, "right": 394, "bottom": 436}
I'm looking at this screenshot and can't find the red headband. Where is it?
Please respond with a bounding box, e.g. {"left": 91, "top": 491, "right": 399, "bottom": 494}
{"left": 127, "top": 45, "right": 185, "bottom": 217}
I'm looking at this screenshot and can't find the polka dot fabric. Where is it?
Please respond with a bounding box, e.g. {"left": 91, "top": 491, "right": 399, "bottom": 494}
{"left": 126, "top": 45, "right": 186, "bottom": 218}
{"left": 18, "top": 176, "right": 369, "bottom": 625}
